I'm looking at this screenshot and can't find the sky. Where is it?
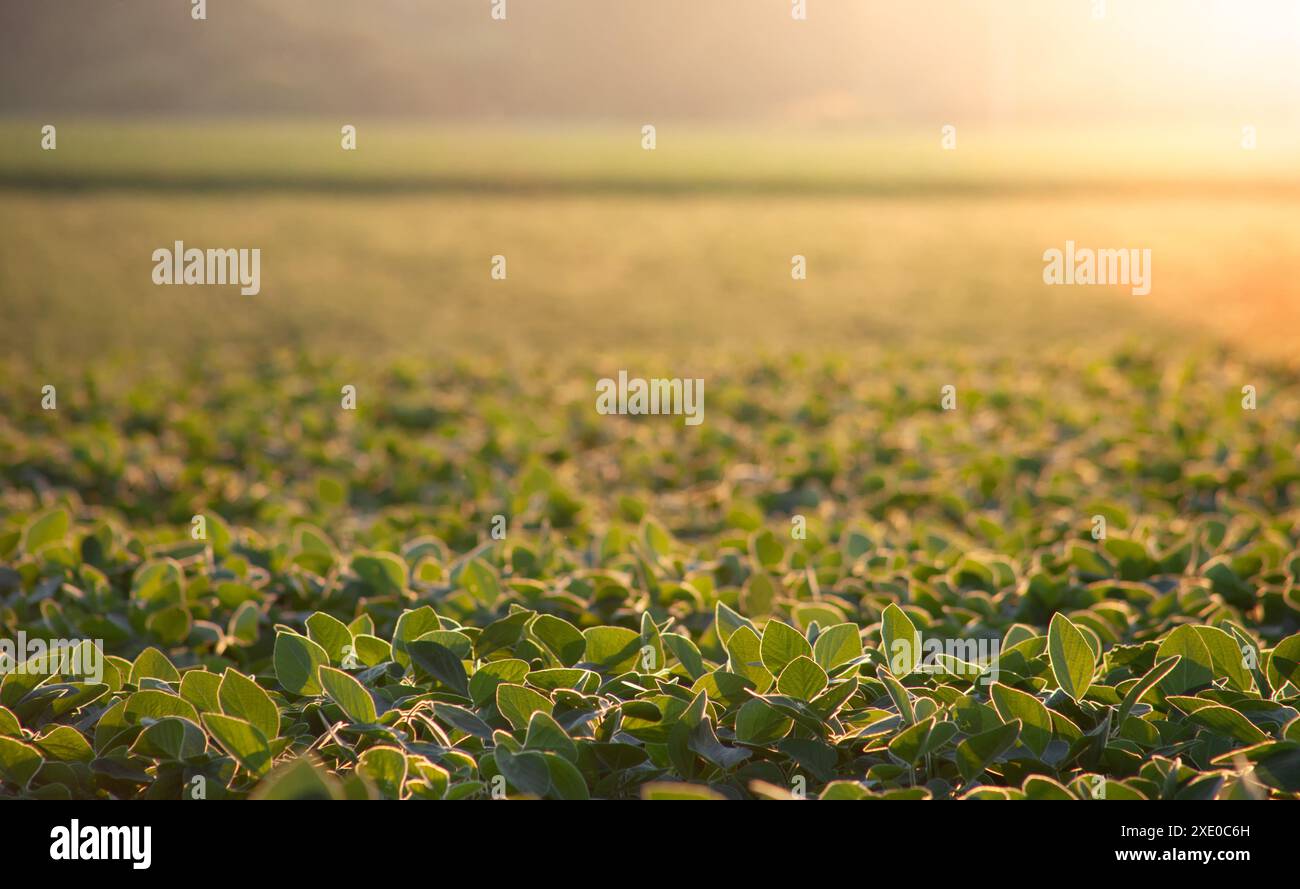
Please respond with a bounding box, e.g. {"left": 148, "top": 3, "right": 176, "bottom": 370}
{"left": 2, "top": 0, "right": 1299, "bottom": 127}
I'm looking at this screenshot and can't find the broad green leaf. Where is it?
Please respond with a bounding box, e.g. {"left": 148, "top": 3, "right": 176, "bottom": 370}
{"left": 542, "top": 752, "right": 589, "bottom": 800}
{"left": 305, "top": 612, "right": 353, "bottom": 664}
{"left": 1192, "top": 625, "right": 1253, "bottom": 692}
{"left": 760, "top": 619, "right": 811, "bottom": 675}
{"left": 1267, "top": 633, "right": 1300, "bottom": 693}
{"left": 129, "top": 647, "right": 180, "bottom": 685}
{"left": 888, "top": 715, "right": 936, "bottom": 765}
{"left": 357, "top": 746, "right": 408, "bottom": 798}
{"left": 351, "top": 551, "right": 407, "bottom": 596}
{"left": 0, "top": 736, "right": 44, "bottom": 787}
{"left": 218, "top": 669, "right": 280, "bottom": 740}
{"left": 251, "top": 756, "right": 343, "bottom": 800}
{"left": 1047, "top": 613, "right": 1094, "bottom": 701}
{"left": 726, "top": 626, "right": 773, "bottom": 692}
{"left": 494, "top": 746, "right": 550, "bottom": 796}
{"left": 714, "top": 600, "right": 755, "bottom": 647}
{"left": 408, "top": 640, "right": 470, "bottom": 698}
{"left": 318, "top": 666, "right": 378, "bottom": 724}
{"left": 391, "top": 606, "right": 442, "bottom": 669}
{"left": 202, "top": 713, "right": 272, "bottom": 777}
{"left": 273, "top": 632, "right": 329, "bottom": 697}
{"left": 1156, "top": 624, "right": 1215, "bottom": 695}
{"left": 125, "top": 689, "right": 201, "bottom": 725}
{"left": 22, "top": 507, "right": 70, "bottom": 553}
{"left": 734, "top": 698, "right": 793, "bottom": 745}
{"left": 532, "top": 614, "right": 586, "bottom": 666}
{"left": 776, "top": 656, "right": 828, "bottom": 701}
{"left": 989, "top": 682, "right": 1052, "bottom": 757}
{"left": 496, "top": 683, "right": 553, "bottom": 731}
{"left": 459, "top": 558, "right": 500, "bottom": 604}
{"left": 1114, "top": 655, "right": 1181, "bottom": 727}
{"left": 35, "top": 725, "right": 93, "bottom": 762}
{"left": 130, "top": 716, "right": 206, "bottom": 760}
{"left": 641, "top": 782, "right": 725, "bottom": 800}
{"left": 581, "top": 626, "right": 641, "bottom": 673}
{"left": 956, "top": 719, "right": 1021, "bottom": 782}
{"left": 880, "top": 603, "right": 921, "bottom": 676}
{"left": 812, "top": 622, "right": 863, "bottom": 673}
{"left": 1185, "top": 704, "right": 1269, "bottom": 744}
{"left": 524, "top": 710, "right": 578, "bottom": 762}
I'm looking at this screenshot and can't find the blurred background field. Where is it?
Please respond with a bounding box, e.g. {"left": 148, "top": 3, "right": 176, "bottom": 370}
{"left": 2, "top": 0, "right": 1300, "bottom": 370}
{"left": 3, "top": 120, "right": 1300, "bottom": 371}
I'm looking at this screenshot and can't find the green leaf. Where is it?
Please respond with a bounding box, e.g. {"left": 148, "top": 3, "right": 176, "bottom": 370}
{"left": 305, "top": 612, "right": 353, "bottom": 664}
{"left": 714, "top": 600, "right": 755, "bottom": 647}
{"left": 202, "top": 713, "right": 272, "bottom": 777}
{"left": 1192, "top": 625, "right": 1253, "bottom": 692}
{"left": 351, "top": 550, "right": 408, "bottom": 596}
{"left": 956, "top": 719, "right": 1021, "bottom": 782}
{"left": 663, "top": 633, "right": 706, "bottom": 680}
{"left": 146, "top": 606, "right": 191, "bottom": 645}
{"left": 531, "top": 614, "right": 586, "bottom": 666}
{"left": 273, "top": 632, "right": 329, "bottom": 697}
{"left": 391, "top": 606, "right": 442, "bottom": 669}
{"left": 357, "top": 746, "right": 408, "bottom": 798}
{"left": 878, "top": 668, "right": 914, "bottom": 725}
{"left": 749, "top": 529, "right": 784, "bottom": 568}
{"left": 218, "top": 669, "right": 280, "bottom": 740}
{"left": 542, "top": 752, "right": 589, "bottom": 800}
{"left": 496, "top": 683, "right": 553, "bottom": 731}
{"left": 130, "top": 717, "right": 207, "bottom": 760}
{"left": 1156, "top": 624, "right": 1215, "bottom": 695}
{"left": 641, "top": 782, "right": 726, "bottom": 800}
{"left": 318, "top": 666, "right": 378, "bottom": 724}
{"left": 130, "top": 560, "right": 186, "bottom": 607}
{"left": 459, "top": 558, "right": 500, "bottom": 604}
{"left": 250, "top": 756, "right": 343, "bottom": 800}
{"left": 1267, "top": 633, "right": 1300, "bottom": 692}
{"left": 1212, "top": 740, "right": 1300, "bottom": 793}
{"left": 524, "top": 710, "right": 578, "bottom": 762}
{"left": 734, "top": 698, "right": 793, "bottom": 745}
{"left": 725, "top": 625, "right": 773, "bottom": 692}
{"left": 35, "top": 725, "right": 93, "bottom": 762}
{"left": 775, "top": 656, "right": 828, "bottom": 701}
{"left": 0, "top": 706, "right": 21, "bottom": 737}
{"left": 812, "top": 622, "right": 863, "bottom": 673}
{"left": 494, "top": 746, "right": 550, "bottom": 796}
{"left": 178, "top": 670, "right": 220, "bottom": 712}
{"left": 1114, "top": 655, "right": 1181, "bottom": 727}
{"left": 125, "top": 689, "right": 200, "bottom": 725}
{"left": 880, "top": 603, "right": 921, "bottom": 676}
{"left": 760, "top": 619, "right": 811, "bottom": 675}
{"left": 474, "top": 610, "right": 531, "bottom": 659}
{"left": 989, "top": 682, "right": 1053, "bottom": 757}
{"left": 22, "top": 507, "right": 70, "bottom": 553}
{"left": 1185, "top": 704, "right": 1269, "bottom": 744}
{"left": 888, "top": 715, "right": 936, "bottom": 765}
{"left": 581, "top": 626, "right": 641, "bottom": 673}
{"left": 1047, "top": 613, "right": 1094, "bottom": 701}
{"left": 129, "top": 647, "right": 180, "bottom": 685}
{"left": 0, "top": 736, "right": 44, "bottom": 787}
{"left": 468, "top": 658, "right": 529, "bottom": 707}
{"left": 408, "top": 640, "right": 470, "bottom": 698}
